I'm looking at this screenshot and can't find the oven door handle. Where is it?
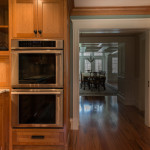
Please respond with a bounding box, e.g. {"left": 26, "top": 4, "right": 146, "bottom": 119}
{"left": 11, "top": 92, "right": 61, "bottom": 95}
{"left": 11, "top": 50, "right": 62, "bottom": 55}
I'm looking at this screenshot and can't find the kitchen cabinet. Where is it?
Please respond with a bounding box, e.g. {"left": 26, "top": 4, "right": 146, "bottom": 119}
{"left": 0, "top": 92, "right": 9, "bottom": 150}
{"left": 0, "top": 56, "right": 10, "bottom": 88}
{"left": 12, "top": 0, "right": 64, "bottom": 38}
{"left": 12, "top": 129, "right": 64, "bottom": 146}
{"left": 0, "top": 1, "right": 9, "bottom": 51}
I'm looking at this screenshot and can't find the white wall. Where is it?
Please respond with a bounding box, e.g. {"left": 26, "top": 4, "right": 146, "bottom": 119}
{"left": 75, "top": 0, "right": 150, "bottom": 7}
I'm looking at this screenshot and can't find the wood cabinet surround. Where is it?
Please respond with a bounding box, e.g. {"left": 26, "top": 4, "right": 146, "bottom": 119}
{"left": 9, "top": 0, "right": 70, "bottom": 149}
{"left": 12, "top": 0, "right": 64, "bottom": 38}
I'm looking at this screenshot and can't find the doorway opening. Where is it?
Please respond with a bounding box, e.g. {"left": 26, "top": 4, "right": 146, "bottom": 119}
{"left": 71, "top": 29, "right": 149, "bottom": 149}
{"left": 71, "top": 18, "right": 150, "bottom": 130}
{"left": 78, "top": 29, "right": 146, "bottom": 119}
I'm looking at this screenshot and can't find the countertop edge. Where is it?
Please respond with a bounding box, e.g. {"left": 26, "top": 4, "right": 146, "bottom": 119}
{"left": 0, "top": 89, "right": 10, "bottom": 94}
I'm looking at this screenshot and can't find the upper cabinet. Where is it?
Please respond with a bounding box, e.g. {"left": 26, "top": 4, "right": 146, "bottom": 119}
{"left": 12, "top": 0, "right": 37, "bottom": 38}
{"left": 0, "top": 0, "right": 9, "bottom": 51}
{"left": 38, "top": 0, "right": 64, "bottom": 38}
{"left": 12, "top": 0, "right": 64, "bottom": 39}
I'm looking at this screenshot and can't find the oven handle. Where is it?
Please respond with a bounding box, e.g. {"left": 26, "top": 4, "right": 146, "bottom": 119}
{"left": 11, "top": 50, "right": 62, "bottom": 55}
{"left": 11, "top": 92, "right": 61, "bottom": 95}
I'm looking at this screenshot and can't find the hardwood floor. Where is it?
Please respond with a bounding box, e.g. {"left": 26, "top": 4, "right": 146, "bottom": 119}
{"left": 68, "top": 96, "right": 150, "bottom": 150}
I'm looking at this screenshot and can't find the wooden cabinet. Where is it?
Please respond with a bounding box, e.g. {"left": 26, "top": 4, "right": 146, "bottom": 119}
{"left": 12, "top": 0, "right": 64, "bottom": 38}
{"left": 0, "top": 92, "right": 9, "bottom": 150}
{"left": 0, "top": 1, "right": 9, "bottom": 51}
{"left": 12, "top": 129, "right": 64, "bottom": 146}
{"left": 38, "top": 0, "right": 64, "bottom": 38}
{"left": 0, "top": 56, "right": 10, "bottom": 88}
{"left": 12, "top": 0, "right": 37, "bottom": 38}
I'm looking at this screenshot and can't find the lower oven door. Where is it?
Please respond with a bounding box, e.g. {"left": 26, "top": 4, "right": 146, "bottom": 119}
{"left": 11, "top": 89, "right": 63, "bottom": 128}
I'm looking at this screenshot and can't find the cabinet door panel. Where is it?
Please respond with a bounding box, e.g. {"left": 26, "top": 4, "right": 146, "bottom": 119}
{"left": 38, "top": 0, "right": 64, "bottom": 38}
{"left": 0, "top": 56, "right": 10, "bottom": 88}
{"left": 0, "top": 93, "right": 9, "bottom": 150}
{"left": 12, "top": 0, "right": 37, "bottom": 38}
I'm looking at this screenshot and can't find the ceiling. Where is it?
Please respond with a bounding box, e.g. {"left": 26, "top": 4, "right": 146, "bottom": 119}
{"left": 74, "top": 0, "right": 150, "bottom": 7}
{"left": 79, "top": 29, "right": 146, "bottom": 54}
{"left": 80, "top": 29, "right": 146, "bottom": 37}
{"left": 80, "top": 43, "right": 118, "bottom": 54}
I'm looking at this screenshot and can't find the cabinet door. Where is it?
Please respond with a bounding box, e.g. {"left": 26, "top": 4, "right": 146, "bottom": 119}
{"left": 12, "top": 0, "right": 38, "bottom": 38}
{"left": 0, "top": 93, "right": 9, "bottom": 150}
{"left": 0, "top": 56, "right": 10, "bottom": 88}
{"left": 38, "top": 0, "right": 64, "bottom": 38}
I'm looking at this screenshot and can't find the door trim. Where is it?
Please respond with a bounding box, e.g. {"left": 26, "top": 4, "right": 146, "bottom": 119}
{"left": 72, "top": 18, "right": 150, "bottom": 130}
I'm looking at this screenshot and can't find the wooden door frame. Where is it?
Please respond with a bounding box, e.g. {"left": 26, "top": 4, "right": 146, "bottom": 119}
{"left": 71, "top": 18, "right": 150, "bottom": 130}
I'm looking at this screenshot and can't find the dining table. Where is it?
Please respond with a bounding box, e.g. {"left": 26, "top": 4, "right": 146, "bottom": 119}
{"left": 81, "top": 72, "right": 106, "bottom": 90}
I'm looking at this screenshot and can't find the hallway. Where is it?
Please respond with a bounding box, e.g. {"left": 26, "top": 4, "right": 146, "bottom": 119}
{"left": 69, "top": 96, "right": 150, "bottom": 150}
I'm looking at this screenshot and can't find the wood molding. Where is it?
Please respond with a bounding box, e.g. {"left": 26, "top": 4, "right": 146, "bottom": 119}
{"left": 71, "top": 6, "right": 150, "bottom": 16}
{"left": 72, "top": 18, "right": 150, "bottom": 129}
{"left": 68, "top": 0, "right": 74, "bottom": 14}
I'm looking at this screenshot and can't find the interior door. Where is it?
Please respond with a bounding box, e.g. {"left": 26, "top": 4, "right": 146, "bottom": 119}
{"left": 38, "top": 0, "right": 64, "bottom": 38}
{"left": 12, "top": 0, "right": 38, "bottom": 38}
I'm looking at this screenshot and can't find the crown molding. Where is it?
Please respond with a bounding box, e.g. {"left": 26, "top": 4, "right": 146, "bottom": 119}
{"left": 68, "top": 0, "right": 74, "bottom": 14}
{"left": 71, "top": 6, "right": 150, "bottom": 16}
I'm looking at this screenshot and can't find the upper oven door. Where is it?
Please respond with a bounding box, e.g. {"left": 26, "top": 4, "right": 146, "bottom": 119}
{"left": 11, "top": 50, "right": 63, "bottom": 88}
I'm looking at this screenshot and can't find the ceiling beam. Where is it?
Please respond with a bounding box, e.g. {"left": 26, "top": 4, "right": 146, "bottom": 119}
{"left": 71, "top": 6, "right": 150, "bottom": 16}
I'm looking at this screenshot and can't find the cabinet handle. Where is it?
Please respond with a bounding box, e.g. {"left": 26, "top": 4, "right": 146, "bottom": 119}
{"left": 34, "top": 30, "right": 37, "bottom": 34}
{"left": 31, "top": 135, "right": 45, "bottom": 139}
{"left": 38, "top": 30, "right": 42, "bottom": 34}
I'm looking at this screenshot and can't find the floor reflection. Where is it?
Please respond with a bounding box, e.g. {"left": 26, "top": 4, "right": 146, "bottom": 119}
{"left": 79, "top": 96, "right": 119, "bottom": 131}
{"left": 69, "top": 96, "right": 150, "bottom": 150}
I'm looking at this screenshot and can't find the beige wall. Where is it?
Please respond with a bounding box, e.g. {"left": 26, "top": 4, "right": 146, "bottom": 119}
{"left": 74, "top": 0, "right": 150, "bottom": 7}
{"left": 107, "top": 53, "right": 118, "bottom": 83}
{"left": 135, "top": 33, "right": 146, "bottom": 111}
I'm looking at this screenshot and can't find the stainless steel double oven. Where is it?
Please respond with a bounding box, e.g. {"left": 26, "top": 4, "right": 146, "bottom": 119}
{"left": 11, "top": 39, "right": 64, "bottom": 128}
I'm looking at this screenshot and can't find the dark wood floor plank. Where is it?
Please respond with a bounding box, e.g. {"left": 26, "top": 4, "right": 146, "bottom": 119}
{"left": 69, "top": 96, "right": 150, "bottom": 150}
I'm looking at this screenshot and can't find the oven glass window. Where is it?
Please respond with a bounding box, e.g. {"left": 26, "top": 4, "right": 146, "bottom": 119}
{"left": 19, "top": 54, "right": 56, "bottom": 84}
{"left": 19, "top": 95, "right": 56, "bottom": 124}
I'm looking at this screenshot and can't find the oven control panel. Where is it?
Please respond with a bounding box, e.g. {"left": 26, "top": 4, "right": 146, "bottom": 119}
{"left": 11, "top": 40, "right": 63, "bottom": 49}
{"left": 19, "top": 41, "right": 56, "bottom": 47}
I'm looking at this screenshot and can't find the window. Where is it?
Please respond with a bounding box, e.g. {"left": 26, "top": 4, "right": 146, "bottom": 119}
{"left": 85, "top": 59, "right": 91, "bottom": 72}
{"left": 112, "top": 57, "right": 118, "bottom": 73}
{"left": 94, "top": 52, "right": 103, "bottom": 56}
{"left": 83, "top": 52, "right": 91, "bottom": 56}
{"left": 95, "top": 59, "right": 102, "bottom": 72}
{"left": 79, "top": 60, "right": 81, "bottom": 73}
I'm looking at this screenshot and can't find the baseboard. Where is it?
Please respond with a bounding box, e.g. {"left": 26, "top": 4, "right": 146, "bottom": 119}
{"left": 70, "top": 118, "right": 79, "bottom": 130}
{"left": 70, "top": 118, "right": 73, "bottom": 130}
